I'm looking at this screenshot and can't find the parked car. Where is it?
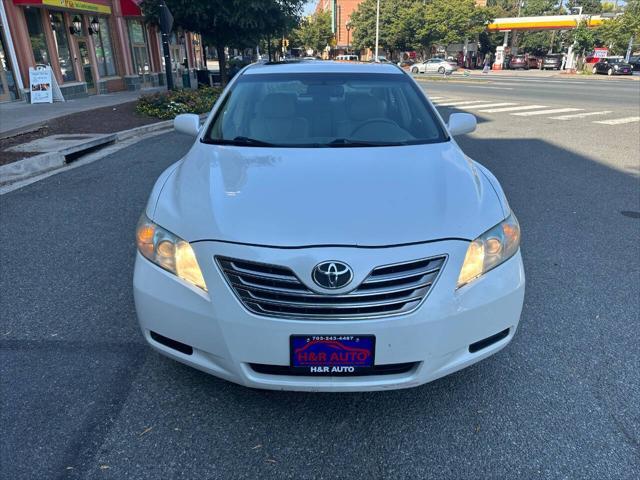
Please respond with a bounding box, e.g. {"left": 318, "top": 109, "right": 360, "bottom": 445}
{"left": 592, "top": 56, "right": 633, "bottom": 75}
{"left": 411, "top": 57, "right": 457, "bottom": 74}
{"left": 629, "top": 56, "right": 640, "bottom": 72}
{"left": 541, "top": 54, "right": 563, "bottom": 70}
{"left": 134, "top": 61, "right": 525, "bottom": 392}
{"left": 508, "top": 54, "right": 539, "bottom": 70}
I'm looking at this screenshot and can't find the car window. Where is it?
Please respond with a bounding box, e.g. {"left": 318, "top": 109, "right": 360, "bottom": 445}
{"left": 205, "top": 72, "right": 447, "bottom": 147}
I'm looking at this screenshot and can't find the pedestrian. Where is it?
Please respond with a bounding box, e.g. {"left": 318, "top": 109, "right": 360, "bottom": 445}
{"left": 482, "top": 53, "right": 491, "bottom": 74}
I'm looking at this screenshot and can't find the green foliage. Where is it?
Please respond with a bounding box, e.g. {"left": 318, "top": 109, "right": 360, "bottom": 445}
{"left": 291, "top": 10, "right": 333, "bottom": 53}
{"left": 350, "top": 0, "right": 495, "bottom": 54}
{"left": 136, "top": 87, "right": 222, "bottom": 119}
{"left": 571, "top": 20, "right": 596, "bottom": 54}
{"left": 594, "top": 0, "right": 640, "bottom": 54}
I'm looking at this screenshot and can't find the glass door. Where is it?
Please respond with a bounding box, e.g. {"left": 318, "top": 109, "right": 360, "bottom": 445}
{"left": 77, "top": 39, "right": 96, "bottom": 94}
{"left": 0, "top": 28, "right": 13, "bottom": 102}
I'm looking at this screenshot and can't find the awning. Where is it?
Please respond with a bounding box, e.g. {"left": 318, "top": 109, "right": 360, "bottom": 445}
{"left": 13, "top": 0, "right": 112, "bottom": 14}
{"left": 487, "top": 15, "right": 606, "bottom": 32}
{"left": 120, "top": 0, "right": 142, "bottom": 17}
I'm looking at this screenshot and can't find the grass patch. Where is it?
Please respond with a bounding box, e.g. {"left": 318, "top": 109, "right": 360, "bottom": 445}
{"left": 136, "top": 87, "right": 222, "bottom": 119}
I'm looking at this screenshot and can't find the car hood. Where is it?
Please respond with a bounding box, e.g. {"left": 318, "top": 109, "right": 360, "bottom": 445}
{"left": 152, "top": 141, "right": 505, "bottom": 247}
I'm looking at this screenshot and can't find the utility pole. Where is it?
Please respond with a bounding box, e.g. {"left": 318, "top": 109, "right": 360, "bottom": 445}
{"left": 159, "top": 1, "right": 174, "bottom": 90}
{"left": 375, "top": 0, "right": 380, "bottom": 62}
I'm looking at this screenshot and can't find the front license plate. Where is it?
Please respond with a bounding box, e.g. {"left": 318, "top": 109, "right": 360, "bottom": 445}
{"left": 290, "top": 335, "right": 375, "bottom": 375}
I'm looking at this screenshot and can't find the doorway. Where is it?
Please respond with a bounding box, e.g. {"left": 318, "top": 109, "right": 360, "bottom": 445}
{"left": 77, "top": 39, "right": 96, "bottom": 94}
{"left": 0, "top": 25, "right": 18, "bottom": 102}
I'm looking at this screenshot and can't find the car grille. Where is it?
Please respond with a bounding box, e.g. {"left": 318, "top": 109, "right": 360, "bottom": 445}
{"left": 216, "top": 255, "right": 446, "bottom": 319}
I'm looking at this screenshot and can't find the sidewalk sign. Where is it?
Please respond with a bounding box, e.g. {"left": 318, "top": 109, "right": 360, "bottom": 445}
{"left": 29, "top": 66, "right": 65, "bottom": 104}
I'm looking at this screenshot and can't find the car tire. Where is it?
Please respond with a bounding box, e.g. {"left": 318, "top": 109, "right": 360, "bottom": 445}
{"left": 438, "top": 66, "right": 445, "bottom": 74}
{"left": 411, "top": 67, "right": 418, "bottom": 74}
{"left": 592, "top": 66, "right": 598, "bottom": 74}
{"left": 607, "top": 68, "right": 614, "bottom": 76}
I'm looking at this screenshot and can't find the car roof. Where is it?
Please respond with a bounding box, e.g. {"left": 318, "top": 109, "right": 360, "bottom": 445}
{"left": 243, "top": 61, "right": 403, "bottom": 75}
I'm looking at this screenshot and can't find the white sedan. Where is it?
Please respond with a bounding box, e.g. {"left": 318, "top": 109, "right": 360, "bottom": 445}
{"left": 134, "top": 61, "right": 524, "bottom": 392}
{"left": 411, "top": 57, "right": 457, "bottom": 74}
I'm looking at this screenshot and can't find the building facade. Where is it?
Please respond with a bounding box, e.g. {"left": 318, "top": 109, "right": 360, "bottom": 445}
{"left": 1, "top": 0, "right": 204, "bottom": 102}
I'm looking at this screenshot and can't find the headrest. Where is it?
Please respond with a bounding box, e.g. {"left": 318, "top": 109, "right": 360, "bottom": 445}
{"left": 258, "top": 93, "right": 297, "bottom": 118}
{"left": 346, "top": 93, "right": 386, "bottom": 121}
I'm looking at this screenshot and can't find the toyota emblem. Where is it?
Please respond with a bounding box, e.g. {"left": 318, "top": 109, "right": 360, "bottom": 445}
{"left": 312, "top": 261, "right": 353, "bottom": 289}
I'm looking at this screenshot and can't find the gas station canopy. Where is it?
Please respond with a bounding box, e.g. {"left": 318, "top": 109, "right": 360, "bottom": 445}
{"left": 487, "top": 15, "right": 607, "bottom": 32}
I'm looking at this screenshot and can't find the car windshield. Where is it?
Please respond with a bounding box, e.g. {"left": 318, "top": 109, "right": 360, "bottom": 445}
{"left": 204, "top": 72, "right": 447, "bottom": 147}
{"left": 607, "top": 58, "right": 624, "bottom": 63}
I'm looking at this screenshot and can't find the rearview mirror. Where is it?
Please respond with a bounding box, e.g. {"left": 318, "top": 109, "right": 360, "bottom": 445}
{"left": 174, "top": 113, "right": 200, "bottom": 137}
{"left": 448, "top": 113, "right": 477, "bottom": 136}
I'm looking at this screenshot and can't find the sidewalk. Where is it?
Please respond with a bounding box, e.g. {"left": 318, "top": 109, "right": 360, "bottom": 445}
{"left": 0, "top": 87, "right": 166, "bottom": 137}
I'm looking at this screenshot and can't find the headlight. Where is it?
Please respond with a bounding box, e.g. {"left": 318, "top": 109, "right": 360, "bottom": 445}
{"left": 136, "top": 214, "right": 207, "bottom": 291}
{"left": 457, "top": 213, "right": 520, "bottom": 288}
{"left": 614, "top": 65, "right": 619, "bottom": 69}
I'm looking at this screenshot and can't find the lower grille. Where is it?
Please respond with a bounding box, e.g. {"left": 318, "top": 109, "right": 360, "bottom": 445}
{"left": 249, "top": 362, "right": 418, "bottom": 376}
{"left": 216, "top": 255, "right": 446, "bottom": 319}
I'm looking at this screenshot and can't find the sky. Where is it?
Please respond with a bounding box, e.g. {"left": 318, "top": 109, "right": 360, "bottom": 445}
{"left": 303, "top": 1, "right": 317, "bottom": 16}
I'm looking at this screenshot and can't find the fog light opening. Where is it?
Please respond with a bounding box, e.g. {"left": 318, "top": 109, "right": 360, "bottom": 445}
{"left": 150, "top": 331, "right": 193, "bottom": 355}
{"left": 468, "top": 328, "right": 510, "bottom": 353}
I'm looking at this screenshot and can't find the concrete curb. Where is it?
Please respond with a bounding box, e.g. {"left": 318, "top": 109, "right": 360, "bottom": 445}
{"left": 0, "top": 120, "right": 173, "bottom": 186}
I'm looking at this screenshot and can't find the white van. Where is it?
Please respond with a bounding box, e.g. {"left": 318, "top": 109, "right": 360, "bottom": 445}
{"left": 335, "top": 54, "right": 359, "bottom": 62}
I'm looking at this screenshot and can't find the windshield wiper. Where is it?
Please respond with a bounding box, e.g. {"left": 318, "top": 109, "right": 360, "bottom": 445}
{"left": 203, "top": 136, "right": 276, "bottom": 147}
{"left": 327, "top": 138, "right": 404, "bottom": 147}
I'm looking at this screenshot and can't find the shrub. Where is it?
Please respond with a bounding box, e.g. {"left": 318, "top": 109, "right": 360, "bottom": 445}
{"left": 136, "top": 87, "right": 222, "bottom": 119}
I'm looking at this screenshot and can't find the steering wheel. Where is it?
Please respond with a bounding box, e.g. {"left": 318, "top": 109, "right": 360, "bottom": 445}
{"left": 350, "top": 118, "right": 400, "bottom": 137}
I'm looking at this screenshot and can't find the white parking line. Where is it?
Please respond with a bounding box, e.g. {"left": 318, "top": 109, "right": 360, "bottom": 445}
{"left": 435, "top": 100, "right": 492, "bottom": 106}
{"left": 511, "top": 108, "right": 583, "bottom": 117}
{"left": 462, "top": 102, "right": 518, "bottom": 109}
{"left": 429, "top": 96, "right": 445, "bottom": 100}
{"left": 550, "top": 111, "right": 612, "bottom": 120}
{"left": 594, "top": 116, "right": 640, "bottom": 125}
{"left": 478, "top": 105, "right": 547, "bottom": 113}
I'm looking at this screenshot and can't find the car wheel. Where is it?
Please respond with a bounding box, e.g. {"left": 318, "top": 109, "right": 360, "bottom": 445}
{"left": 411, "top": 67, "right": 418, "bottom": 74}
{"left": 607, "top": 68, "right": 614, "bottom": 76}
{"left": 438, "top": 66, "right": 445, "bottom": 74}
{"left": 592, "top": 66, "right": 598, "bottom": 74}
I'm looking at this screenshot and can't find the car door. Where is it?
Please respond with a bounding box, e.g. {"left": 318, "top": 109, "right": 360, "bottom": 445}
{"left": 425, "top": 60, "right": 437, "bottom": 72}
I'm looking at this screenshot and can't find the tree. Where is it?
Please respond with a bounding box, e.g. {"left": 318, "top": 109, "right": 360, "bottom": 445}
{"left": 291, "top": 10, "right": 333, "bottom": 54}
{"left": 595, "top": 0, "right": 640, "bottom": 54}
{"left": 566, "top": 0, "right": 603, "bottom": 15}
{"left": 350, "top": 0, "right": 494, "bottom": 58}
{"left": 141, "top": 0, "right": 304, "bottom": 85}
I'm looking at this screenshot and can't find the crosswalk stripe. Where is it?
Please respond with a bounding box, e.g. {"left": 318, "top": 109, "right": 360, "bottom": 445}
{"left": 429, "top": 96, "right": 445, "bottom": 100}
{"left": 550, "top": 111, "right": 612, "bottom": 120}
{"left": 462, "top": 102, "right": 518, "bottom": 109}
{"left": 594, "top": 116, "right": 640, "bottom": 125}
{"left": 478, "top": 105, "right": 547, "bottom": 113}
{"left": 435, "top": 100, "right": 491, "bottom": 107}
{"left": 511, "top": 108, "right": 583, "bottom": 117}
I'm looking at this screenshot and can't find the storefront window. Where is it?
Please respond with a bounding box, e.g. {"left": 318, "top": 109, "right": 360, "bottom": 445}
{"left": 25, "top": 8, "right": 50, "bottom": 65}
{"left": 49, "top": 13, "right": 76, "bottom": 82}
{"left": 95, "top": 18, "right": 116, "bottom": 76}
{"left": 127, "top": 20, "right": 150, "bottom": 75}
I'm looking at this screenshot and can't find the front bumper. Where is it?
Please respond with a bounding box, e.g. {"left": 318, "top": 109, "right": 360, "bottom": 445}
{"left": 133, "top": 240, "right": 525, "bottom": 391}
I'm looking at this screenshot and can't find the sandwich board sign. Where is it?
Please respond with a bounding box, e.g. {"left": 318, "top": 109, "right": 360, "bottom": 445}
{"left": 29, "top": 66, "right": 65, "bottom": 104}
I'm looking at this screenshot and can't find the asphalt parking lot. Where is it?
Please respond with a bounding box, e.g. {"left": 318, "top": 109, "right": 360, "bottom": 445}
{"left": 1, "top": 77, "right": 639, "bottom": 479}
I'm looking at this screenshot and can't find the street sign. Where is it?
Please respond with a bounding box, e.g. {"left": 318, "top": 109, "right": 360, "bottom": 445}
{"left": 593, "top": 48, "right": 608, "bottom": 58}
{"left": 29, "top": 67, "right": 53, "bottom": 104}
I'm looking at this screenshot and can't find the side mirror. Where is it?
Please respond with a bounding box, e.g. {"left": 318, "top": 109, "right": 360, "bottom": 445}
{"left": 448, "top": 112, "right": 477, "bottom": 136}
{"left": 174, "top": 113, "right": 200, "bottom": 137}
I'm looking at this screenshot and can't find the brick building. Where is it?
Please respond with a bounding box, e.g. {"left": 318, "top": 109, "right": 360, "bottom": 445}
{"left": 0, "top": 0, "right": 204, "bottom": 102}
{"left": 315, "top": 0, "right": 361, "bottom": 51}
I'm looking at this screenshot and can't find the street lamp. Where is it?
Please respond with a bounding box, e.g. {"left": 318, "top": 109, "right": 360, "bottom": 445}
{"left": 88, "top": 17, "right": 100, "bottom": 35}
{"left": 70, "top": 16, "right": 82, "bottom": 35}
{"left": 345, "top": 20, "right": 352, "bottom": 54}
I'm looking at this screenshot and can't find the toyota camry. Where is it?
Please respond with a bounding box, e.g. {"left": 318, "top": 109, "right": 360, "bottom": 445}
{"left": 133, "top": 61, "right": 525, "bottom": 391}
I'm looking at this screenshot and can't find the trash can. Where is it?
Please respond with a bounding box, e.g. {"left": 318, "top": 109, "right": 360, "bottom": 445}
{"left": 196, "top": 69, "right": 211, "bottom": 87}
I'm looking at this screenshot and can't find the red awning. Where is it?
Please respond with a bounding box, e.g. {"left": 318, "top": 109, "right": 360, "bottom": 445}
{"left": 120, "top": 0, "right": 143, "bottom": 16}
